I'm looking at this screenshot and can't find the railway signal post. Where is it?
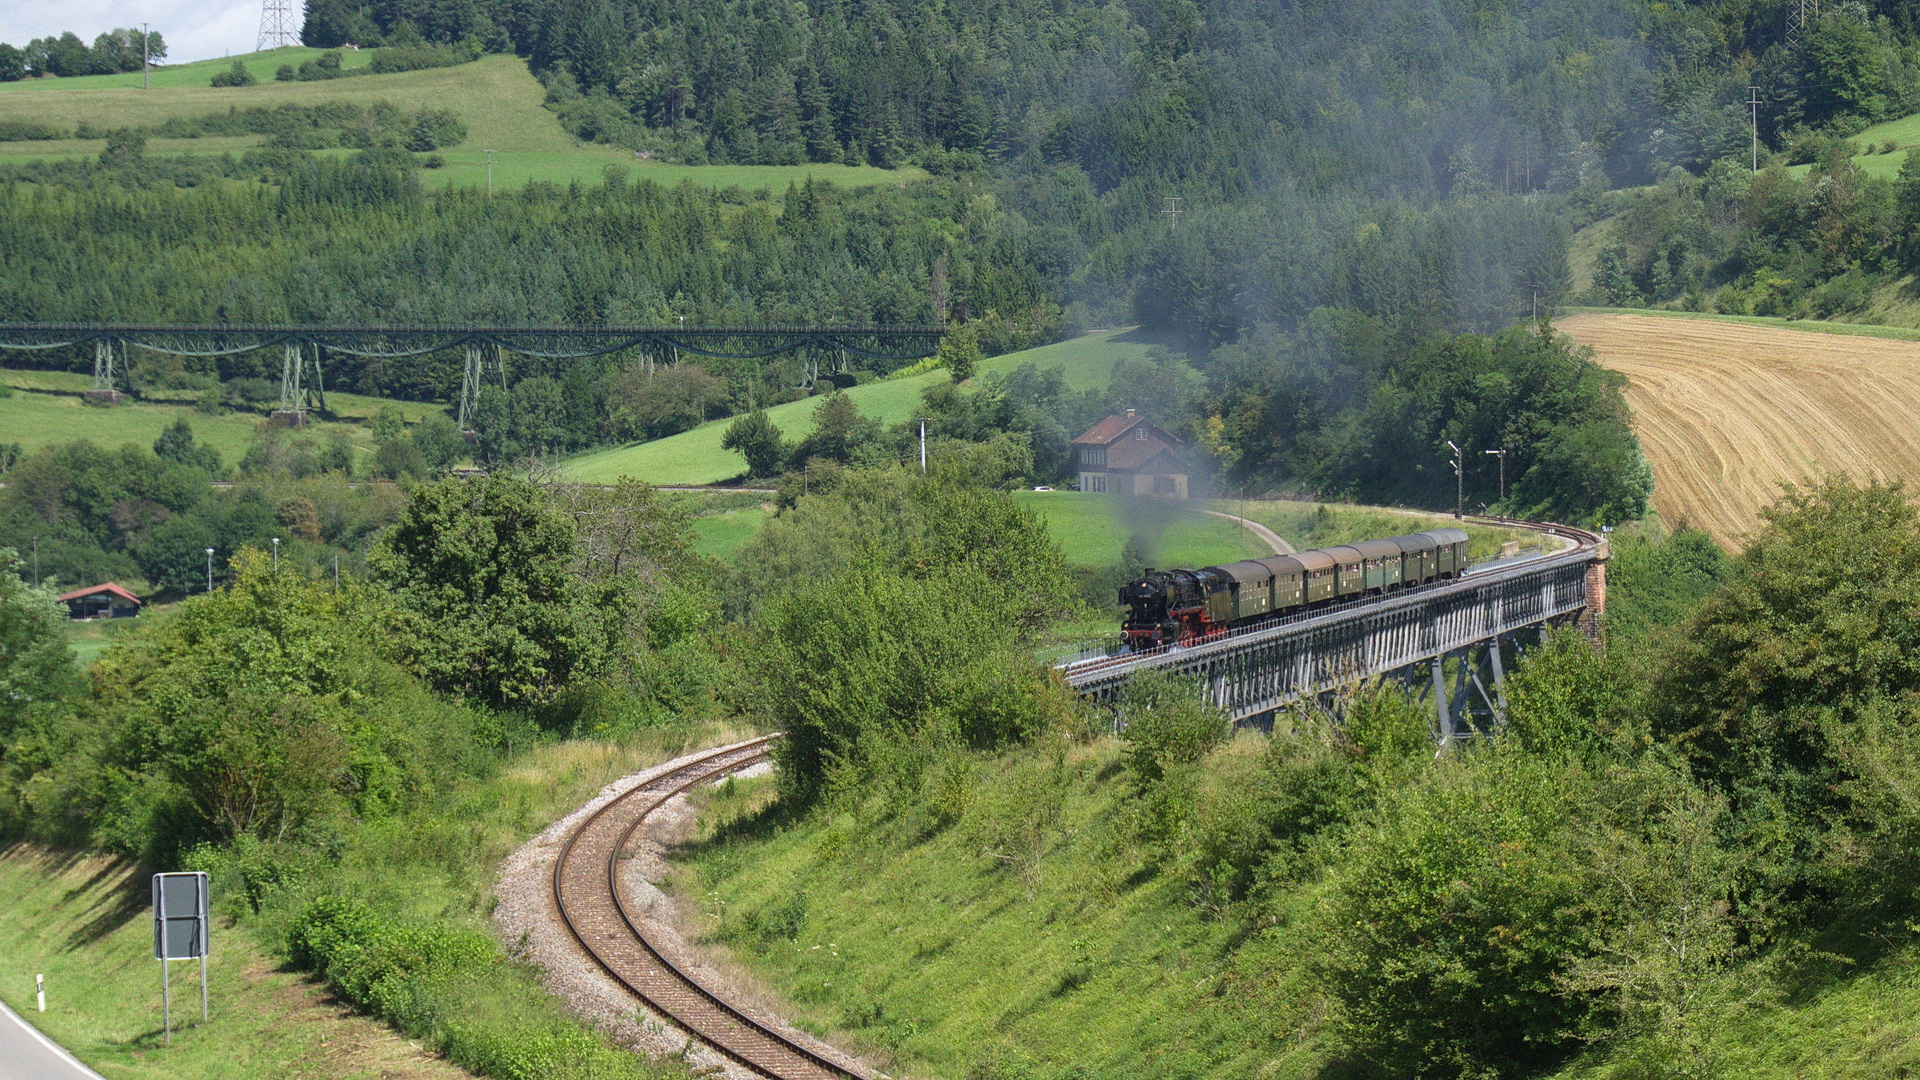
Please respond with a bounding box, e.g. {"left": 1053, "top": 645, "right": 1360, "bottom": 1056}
{"left": 1447, "top": 440, "right": 1464, "bottom": 519}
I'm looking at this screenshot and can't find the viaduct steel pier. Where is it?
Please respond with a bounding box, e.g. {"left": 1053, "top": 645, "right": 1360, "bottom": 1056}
{"left": 1061, "top": 518, "right": 1608, "bottom": 741}
{"left": 0, "top": 323, "right": 944, "bottom": 432}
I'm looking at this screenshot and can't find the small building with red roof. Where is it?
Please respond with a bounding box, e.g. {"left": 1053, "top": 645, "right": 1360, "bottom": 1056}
{"left": 1072, "top": 409, "right": 1193, "bottom": 498}
{"left": 57, "top": 582, "right": 143, "bottom": 620}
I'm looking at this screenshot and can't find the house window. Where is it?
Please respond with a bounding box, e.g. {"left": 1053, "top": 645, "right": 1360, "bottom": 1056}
{"left": 1134, "top": 428, "right": 1149, "bottom": 440}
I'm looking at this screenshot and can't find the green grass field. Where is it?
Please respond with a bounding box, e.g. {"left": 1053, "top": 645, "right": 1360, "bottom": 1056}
{"left": 689, "top": 506, "right": 770, "bottom": 561}
{"left": 1775, "top": 111, "right": 1920, "bottom": 179}
{"left": 63, "top": 607, "right": 167, "bottom": 666}
{"left": 1225, "top": 499, "right": 1528, "bottom": 561}
{"left": 0, "top": 368, "right": 445, "bottom": 470}
{"left": 0, "top": 844, "right": 467, "bottom": 1080}
{"left": 0, "top": 47, "right": 377, "bottom": 93}
{"left": 561, "top": 330, "right": 1159, "bottom": 485}
{"left": 0, "top": 51, "right": 921, "bottom": 192}
{"left": 1013, "top": 492, "right": 1270, "bottom": 568}
{"left": 1, "top": 390, "right": 278, "bottom": 465}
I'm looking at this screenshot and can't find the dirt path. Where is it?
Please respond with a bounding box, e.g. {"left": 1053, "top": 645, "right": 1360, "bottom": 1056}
{"left": 1200, "top": 510, "right": 1295, "bottom": 554}
{"left": 1559, "top": 312, "right": 1920, "bottom": 548}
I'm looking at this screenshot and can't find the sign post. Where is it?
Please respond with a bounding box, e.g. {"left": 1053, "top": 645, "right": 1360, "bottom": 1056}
{"left": 151, "top": 872, "right": 210, "bottom": 1044}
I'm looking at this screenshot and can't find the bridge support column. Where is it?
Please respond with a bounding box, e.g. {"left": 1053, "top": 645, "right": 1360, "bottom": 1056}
{"left": 273, "top": 342, "right": 326, "bottom": 425}
{"left": 1577, "top": 548, "right": 1609, "bottom": 644}
{"left": 85, "top": 340, "right": 125, "bottom": 404}
{"left": 1488, "top": 637, "right": 1509, "bottom": 720}
{"left": 1432, "top": 658, "right": 1453, "bottom": 745}
{"left": 1428, "top": 639, "right": 1513, "bottom": 748}
{"left": 457, "top": 343, "right": 506, "bottom": 433}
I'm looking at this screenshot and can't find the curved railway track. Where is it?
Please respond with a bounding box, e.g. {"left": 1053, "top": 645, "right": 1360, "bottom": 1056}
{"left": 551, "top": 736, "right": 867, "bottom": 1080}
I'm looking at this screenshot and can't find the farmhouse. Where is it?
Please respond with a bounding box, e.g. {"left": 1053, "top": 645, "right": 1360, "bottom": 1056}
{"left": 1073, "top": 410, "right": 1193, "bottom": 498}
{"left": 57, "top": 583, "right": 142, "bottom": 620}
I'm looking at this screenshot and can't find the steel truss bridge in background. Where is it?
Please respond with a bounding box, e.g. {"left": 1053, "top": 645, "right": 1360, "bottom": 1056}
{"left": 0, "top": 323, "right": 945, "bottom": 431}
{"left": 1064, "top": 518, "right": 1610, "bottom": 744}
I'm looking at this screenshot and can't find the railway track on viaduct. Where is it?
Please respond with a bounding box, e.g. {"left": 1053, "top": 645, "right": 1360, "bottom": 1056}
{"left": 1061, "top": 515, "right": 1608, "bottom": 725}
{"left": 550, "top": 736, "right": 868, "bottom": 1080}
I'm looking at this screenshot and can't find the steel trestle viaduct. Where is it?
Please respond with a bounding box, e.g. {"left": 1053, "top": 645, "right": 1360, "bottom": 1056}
{"left": 1064, "top": 519, "right": 1609, "bottom": 741}
{"left": 0, "top": 323, "right": 945, "bottom": 431}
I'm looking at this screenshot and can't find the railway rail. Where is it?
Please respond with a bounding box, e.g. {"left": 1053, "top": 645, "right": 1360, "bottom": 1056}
{"left": 551, "top": 736, "right": 867, "bottom": 1080}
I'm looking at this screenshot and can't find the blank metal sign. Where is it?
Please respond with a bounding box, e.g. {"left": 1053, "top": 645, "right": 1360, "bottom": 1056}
{"left": 151, "top": 872, "right": 209, "bottom": 960}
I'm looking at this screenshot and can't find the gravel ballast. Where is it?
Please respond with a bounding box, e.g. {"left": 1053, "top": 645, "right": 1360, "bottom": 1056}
{"left": 492, "top": 738, "right": 877, "bottom": 1079}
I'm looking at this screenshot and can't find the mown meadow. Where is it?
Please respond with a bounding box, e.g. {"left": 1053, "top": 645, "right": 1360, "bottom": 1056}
{"left": 0, "top": 50, "right": 920, "bottom": 193}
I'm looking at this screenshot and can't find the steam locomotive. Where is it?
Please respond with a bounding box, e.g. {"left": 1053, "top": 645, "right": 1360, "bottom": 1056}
{"left": 1120, "top": 528, "right": 1471, "bottom": 649}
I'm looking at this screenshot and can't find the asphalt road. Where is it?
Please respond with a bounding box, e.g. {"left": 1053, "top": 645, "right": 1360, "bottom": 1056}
{"left": 0, "top": 998, "right": 104, "bottom": 1080}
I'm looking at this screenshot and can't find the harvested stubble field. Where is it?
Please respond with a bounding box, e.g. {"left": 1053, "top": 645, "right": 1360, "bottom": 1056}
{"left": 1559, "top": 311, "right": 1920, "bottom": 548}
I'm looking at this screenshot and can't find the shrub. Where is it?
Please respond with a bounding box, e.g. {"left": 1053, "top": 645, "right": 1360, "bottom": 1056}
{"left": 1119, "top": 670, "right": 1228, "bottom": 785}
{"left": 368, "top": 473, "right": 628, "bottom": 708}
{"left": 1315, "top": 749, "right": 1602, "bottom": 1077}
{"left": 406, "top": 108, "right": 467, "bottom": 151}
{"left": 0, "top": 121, "right": 62, "bottom": 141}
{"left": 760, "top": 561, "right": 1074, "bottom": 800}
{"left": 368, "top": 42, "right": 477, "bottom": 75}
{"left": 720, "top": 409, "right": 784, "bottom": 478}
{"left": 210, "top": 60, "right": 256, "bottom": 87}
{"left": 286, "top": 894, "right": 663, "bottom": 1080}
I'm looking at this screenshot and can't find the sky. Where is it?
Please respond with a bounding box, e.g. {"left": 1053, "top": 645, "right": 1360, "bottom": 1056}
{"left": 0, "top": 0, "right": 282, "bottom": 63}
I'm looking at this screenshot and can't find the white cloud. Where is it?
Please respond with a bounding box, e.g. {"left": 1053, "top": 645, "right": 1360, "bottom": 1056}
{"left": 0, "top": 0, "right": 293, "bottom": 63}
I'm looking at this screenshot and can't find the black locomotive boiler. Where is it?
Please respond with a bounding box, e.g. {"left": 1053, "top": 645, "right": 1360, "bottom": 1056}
{"left": 1120, "top": 529, "right": 1470, "bottom": 649}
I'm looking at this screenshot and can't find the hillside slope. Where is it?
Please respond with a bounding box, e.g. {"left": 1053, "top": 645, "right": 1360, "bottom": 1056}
{"left": 561, "top": 331, "right": 1157, "bottom": 485}
{"left": 1559, "top": 311, "right": 1920, "bottom": 547}
{"left": 0, "top": 53, "right": 915, "bottom": 192}
{"left": 0, "top": 367, "right": 440, "bottom": 467}
{"left": 0, "top": 844, "right": 470, "bottom": 1079}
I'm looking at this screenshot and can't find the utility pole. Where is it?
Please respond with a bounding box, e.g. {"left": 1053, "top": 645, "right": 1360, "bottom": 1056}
{"left": 1527, "top": 282, "right": 1544, "bottom": 325}
{"left": 32, "top": 536, "right": 38, "bottom": 586}
{"left": 1483, "top": 448, "right": 1507, "bottom": 503}
{"left": 916, "top": 417, "right": 931, "bottom": 475}
{"left": 1161, "top": 196, "right": 1183, "bottom": 231}
{"left": 1447, "top": 440, "right": 1464, "bottom": 520}
{"left": 143, "top": 23, "right": 150, "bottom": 90}
{"left": 204, "top": 548, "right": 214, "bottom": 592}
{"left": 486, "top": 149, "right": 494, "bottom": 195}
{"left": 1749, "top": 86, "right": 1761, "bottom": 172}
{"left": 271, "top": 537, "right": 281, "bottom": 572}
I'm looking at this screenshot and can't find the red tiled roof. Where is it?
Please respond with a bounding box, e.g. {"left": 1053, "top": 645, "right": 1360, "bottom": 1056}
{"left": 56, "top": 582, "right": 142, "bottom": 606}
{"left": 1107, "top": 443, "right": 1188, "bottom": 473}
{"left": 1073, "top": 413, "right": 1146, "bottom": 445}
